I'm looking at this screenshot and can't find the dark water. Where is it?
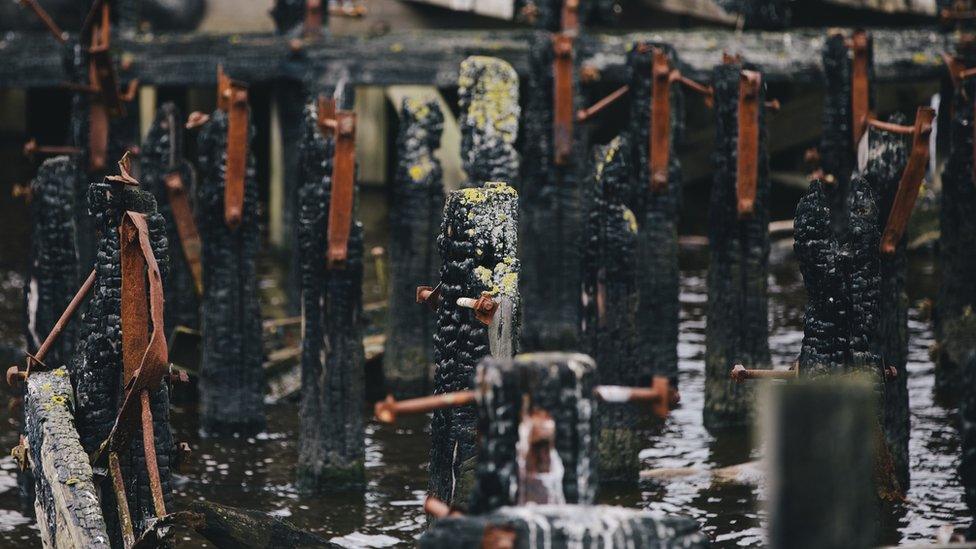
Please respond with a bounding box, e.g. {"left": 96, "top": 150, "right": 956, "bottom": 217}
{"left": 0, "top": 240, "right": 969, "bottom": 547}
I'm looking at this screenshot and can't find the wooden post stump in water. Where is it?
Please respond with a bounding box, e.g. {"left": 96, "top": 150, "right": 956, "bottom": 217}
{"left": 468, "top": 352, "right": 597, "bottom": 513}
{"left": 458, "top": 56, "right": 520, "bottom": 188}
{"left": 959, "top": 350, "right": 976, "bottom": 539}
{"left": 195, "top": 75, "right": 266, "bottom": 435}
{"left": 766, "top": 376, "right": 878, "bottom": 549}
{"left": 580, "top": 136, "right": 641, "bottom": 482}
{"left": 296, "top": 97, "right": 367, "bottom": 491}
{"left": 385, "top": 97, "right": 444, "bottom": 398}
{"left": 704, "top": 60, "right": 772, "bottom": 430}
{"left": 430, "top": 182, "right": 520, "bottom": 507}
{"left": 142, "top": 102, "right": 201, "bottom": 332}
{"left": 421, "top": 504, "right": 709, "bottom": 548}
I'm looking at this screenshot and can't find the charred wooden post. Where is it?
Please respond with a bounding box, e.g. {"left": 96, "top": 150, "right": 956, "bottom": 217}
{"left": 296, "top": 98, "right": 367, "bottom": 491}
{"left": 458, "top": 56, "right": 520, "bottom": 188}
{"left": 959, "top": 350, "right": 976, "bottom": 538}
{"left": 519, "top": 30, "right": 584, "bottom": 351}
{"left": 430, "top": 182, "right": 520, "bottom": 507}
{"left": 715, "top": 0, "right": 793, "bottom": 29}
{"left": 468, "top": 353, "right": 597, "bottom": 513}
{"left": 704, "top": 62, "right": 772, "bottom": 430}
{"left": 23, "top": 368, "right": 110, "bottom": 548}
{"left": 421, "top": 504, "right": 709, "bottom": 548}
{"left": 142, "top": 102, "right": 201, "bottom": 332}
{"left": 626, "top": 43, "right": 683, "bottom": 391}
{"left": 187, "top": 500, "right": 334, "bottom": 548}
{"left": 516, "top": 0, "right": 617, "bottom": 31}
{"left": 579, "top": 136, "right": 642, "bottom": 482}
{"left": 271, "top": 0, "right": 326, "bottom": 37}
{"left": 936, "top": 49, "right": 976, "bottom": 401}
{"left": 196, "top": 77, "right": 266, "bottom": 435}
{"left": 766, "top": 377, "right": 878, "bottom": 549}
{"left": 385, "top": 97, "right": 444, "bottom": 398}
{"left": 73, "top": 168, "right": 177, "bottom": 542}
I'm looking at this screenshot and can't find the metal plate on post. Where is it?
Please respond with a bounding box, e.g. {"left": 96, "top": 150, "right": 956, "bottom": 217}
{"left": 736, "top": 69, "right": 761, "bottom": 218}
{"left": 327, "top": 111, "right": 356, "bottom": 269}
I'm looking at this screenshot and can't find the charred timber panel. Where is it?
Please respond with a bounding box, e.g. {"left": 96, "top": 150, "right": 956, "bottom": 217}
{"left": 430, "top": 183, "right": 520, "bottom": 506}
{"left": 519, "top": 32, "right": 584, "bottom": 352}
{"left": 385, "top": 97, "right": 444, "bottom": 398}
{"left": 296, "top": 102, "right": 367, "bottom": 490}
{"left": 196, "top": 109, "right": 266, "bottom": 435}
{"left": 704, "top": 61, "right": 771, "bottom": 430}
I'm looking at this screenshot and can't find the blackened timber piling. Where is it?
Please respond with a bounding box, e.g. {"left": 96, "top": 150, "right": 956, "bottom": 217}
{"left": 196, "top": 95, "right": 266, "bottom": 435}
{"left": 704, "top": 61, "right": 772, "bottom": 430}
{"left": 458, "top": 56, "right": 520, "bottom": 188}
{"left": 430, "top": 182, "right": 520, "bottom": 507}
{"left": 296, "top": 99, "right": 367, "bottom": 491}
{"left": 385, "top": 97, "right": 444, "bottom": 398}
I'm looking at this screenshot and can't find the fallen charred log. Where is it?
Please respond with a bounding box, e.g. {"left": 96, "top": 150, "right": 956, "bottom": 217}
{"left": 385, "top": 97, "right": 444, "bottom": 398}
{"left": 187, "top": 500, "right": 336, "bottom": 548}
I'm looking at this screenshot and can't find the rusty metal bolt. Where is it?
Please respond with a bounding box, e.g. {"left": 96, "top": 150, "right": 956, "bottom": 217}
{"left": 457, "top": 292, "right": 498, "bottom": 325}
{"left": 168, "top": 367, "right": 190, "bottom": 385}
{"left": 185, "top": 111, "right": 210, "bottom": 129}
{"left": 884, "top": 366, "right": 898, "bottom": 381}
{"left": 579, "top": 65, "right": 601, "bottom": 83}
{"left": 289, "top": 38, "right": 305, "bottom": 53}
{"left": 10, "top": 439, "right": 29, "bottom": 472}
{"left": 10, "top": 184, "right": 32, "bottom": 202}
{"left": 6, "top": 366, "right": 26, "bottom": 389}
{"left": 416, "top": 283, "right": 442, "bottom": 310}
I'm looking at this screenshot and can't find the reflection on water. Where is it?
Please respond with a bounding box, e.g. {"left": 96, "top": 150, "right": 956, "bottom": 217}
{"left": 0, "top": 246, "right": 969, "bottom": 547}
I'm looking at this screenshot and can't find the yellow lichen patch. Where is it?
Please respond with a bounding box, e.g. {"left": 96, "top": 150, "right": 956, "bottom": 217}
{"left": 53, "top": 368, "right": 67, "bottom": 377}
{"left": 460, "top": 187, "right": 488, "bottom": 205}
{"left": 474, "top": 266, "right": 494, "bottom": 287}
{"left": 404, "top": 97, "right": 431, "bottom": 120}
{"left": 65, "top": 478, "right": 80, "bottom": 486}
{"left": 408, "top": 160, "right": 432, "bottom": 183}
{"left": 390, "top": 43, "right": 404, "bottom": 53}
{"left": 497, "top": 271, "right": 518, "bottom": 296}
{"left": 484, "top": 182, "right": 517, "bottom": 197}
{"left": 623, "top": 208, "right": 638, "bottom": 233}
{"left": 50, "top": 395, "right": 68, "bottom": 407}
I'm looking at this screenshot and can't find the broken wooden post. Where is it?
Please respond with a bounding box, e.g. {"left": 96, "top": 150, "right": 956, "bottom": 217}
{"left": 765, "top": 376, "right": 878, "bottom": 549}
{"left": 296, "top": 97, "right": 367, "bottom": 491}
{"left": 458, "top": 56, "right": 520, "bottom": 188}
{"left": 385, "top": 97, "right": 444, "bottom": 398}
{"left": 704, "top": 61, "right": 772, "bottom": 430}
{"left": 187, "top": 500, "right": 333, "bottom": 548}
{"left": 23, "top": 368, "right": 110, "bottom": 548}
{"left": 579, "top": 136, "right": 643, "bottom": 482}
{"left": 936, "top": 45, "right": 976, "bottom": 402}
{"left": 519, "top": 21, "right": 584, "bottom": 351}
{"left": 142, "top": 102, "right": 201, "bottom": 332}
{"left": 420, "top": 504, "right": 709, "bottom": 548}
{"left": 73, "top": 160, "right": 178, "bottom": 542}
{"left": 195, "top": 71, "right": 266, "bottom": 435}
{"left": 429, "top": 182, "right": 520, "bottom": 507}
{"left": 468, "top": 352, "right": 597, "bottom": 513}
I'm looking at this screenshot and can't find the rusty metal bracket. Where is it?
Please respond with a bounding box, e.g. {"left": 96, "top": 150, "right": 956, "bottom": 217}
{"left": 593, "top": 376, "right": 673, "bottom": 419}
{"left": 848, "top": 29, "right": 871, "bottom": 148}
{"left": 165, "top": 172, "right": 204, "bottom": 296}
{"left": 220, "top": 70, "right": 250, "bottom": 231}
{"left": 879, "top": 106, "right": 935, "bottom": 255}
{"left": 576, "top": 85, "right": 629, "bottom": 123}
{"left": 649, "top": 48, "right": 672, "bottom": 193}
{"left": 22, "top": 139, "right": 82, "bottom": 160}
{"left": 316, "top": 95, "right": 338, "bottom": 137}
{"left": 327, "top": 111, "right": 356, "bottom": 269}
{"left": 375, "top": 391, "right": 477, "bottom": 424}
{"left": 736, "top": 70, "right": 762, "bottom": 218}
{"left": 457, "top": 292, "right": 498, "bottom": 325}
{"left": 552, "top": 34, "right": 575, "bottom": 166}
{"left": 416, "top": 283, "right": 442, "bottom": 310}
{"left": 16, "top": 0, "right": 67, "bottom": 44}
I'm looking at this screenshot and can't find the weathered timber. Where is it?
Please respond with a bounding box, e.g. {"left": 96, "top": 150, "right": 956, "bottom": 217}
{"left": 936, "top": 53, "right": 976, "bottom": 401}
{"left": 766, "top": 377, "right": 878, "bottom": 549}
{"left": 515, "top": 0, "right": 618, "bottom": 31}
{"left": 385, "top": 97, "right": 444, "bottom": 398}
{"left": 141, "top": 102, "right": 200, "bottom": 332}
{"left": 421, "top": 504, "right": 709, "bottom": 548}
{"left": 0, "top": 28, "right": 948, "bottom": 88}
{"left": 580, "top": 136, "right": 642, "bottom": 482}
{"left": 715, "top": 0, "right": 792, "bottom": 28}
{"left": 519, "top": 32, "right": 584, "bottom": 351}
{"left": 1, "top": 1, "right": 205, "bottom": 33}
{"left": 627, "top": 42, "right": 681, "bottom": 390}
{"left": 196, "top": 107, "right": 266, "bottom": 435}
{"left": 458, "top": 56, "right": 520, "bottom": 187}
{"left": 296, "top": 101, "right": 367, "bottom": 491}
{"left": 73, "top": 175, "right": 176, "bottom": 542}
{"left": 188, "top": 501, "right": 337, "bottom": 548}
{"left": 430, "top": 182, "right": 520, "bottom": 507}
{"left": 25, "top": 369, "right": 110, "bottom": 549}
{"left": 704, "top": 61, "right": 771, "bottom": 430}
{"left": 468, "top": 353, "right": 597, "bottom": 513}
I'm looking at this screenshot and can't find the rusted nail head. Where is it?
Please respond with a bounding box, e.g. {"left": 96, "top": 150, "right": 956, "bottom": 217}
{"left": 186, "top": 111, "right": 210, "bottom": 129}
{"left": 730, "top": 364, "right": 747, "bottom": 383}
{"left": 6, "top": 366, "right": 25, "bottom": 388}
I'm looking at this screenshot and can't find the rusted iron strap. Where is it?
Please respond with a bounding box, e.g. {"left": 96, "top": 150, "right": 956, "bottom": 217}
{"left": 16, "top": 0, "right": 67, "bottom": 44}
{"left": 849, "top": 29, "right": 871, "bottom": 148}
{"left": 33, "top": 269, "right": 96, "bottom": 371}
{"left": 316, "top": 95, "right": 337, "bottom": 137}
{"left": 375, "top": 391, "right": 476, "bottom": 423}
{"left": 576, "top": 85, "right": 629, "bottom": 122}
{"left": 880, "top": 106, "right": 935, "bottom": 255}
{"left": 561, "top": 0, "right": 579, "bottom": 33}
{"left": 305, "top": 0, "right": 323, "bottom": 37}
{"left": 649, "top": 48, "right": 672, "bottom": 193}
{"left": 223, "top": 79, "right": 249, "bottom": 231}
{"left": 164, "top": 172, "right": 204, "bottom": 296}
{"left": 327, "top": 111, "right": 356, "bottom": 269}
{"left": 736, "top": 70, "right": 762, "bottom": 218}
{"left": 109, "top": 452, "right": 136, "bottom": 548}
{"left": 552, "top": 34, "right": 575, "bottom": 166}
{"left": 89, "top": 102, "right": 109, "bottom": 172}
{"left": 140, "top": 389, "right": 167, "bottom": 518}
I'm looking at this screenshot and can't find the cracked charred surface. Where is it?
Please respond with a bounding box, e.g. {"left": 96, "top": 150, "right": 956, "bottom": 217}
{"left": 386, "top": 97, "right": 444, "bottom": 398}
{"left": 458, "top": 56, "right": 520, "bottom": 188}
{"left": 296, "top": 102, "right": 366, "bottom": 491}
{"left": 626, "top": 42, "right": 682, "bottom": 391}
{"left": 421, "top": 504, "right": 709, "bottom": 548}
{"left": 960, "top": 349, "right": 976, "bottom": 538}
{"left": 520, "top": 33, "right": 584, "bottom": 352}
{"left": 142, "top": 102, "right": 200, "bottom": 332}
{"left": 196, "top": 109, "right": 266, "bottom": 435}
{"left": 937, "top": 66, "right": 976, "bottom": 402}
{"left": 25, "top": 369, "right": 110, "bottom": 548}
{"left": 468, "top": 353, "right": 597, "bottom": 513}
{"left": 72, "top": 178, "right": 175, "bottom": 542}
{"left": 430, "top": 182, "right": 520, "bottom": 507}
{"left": 580, "top": 136, "right": 641, "bottom": 482}
{"left": 704, "top": 62, "right": 771, "bottom": 430}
